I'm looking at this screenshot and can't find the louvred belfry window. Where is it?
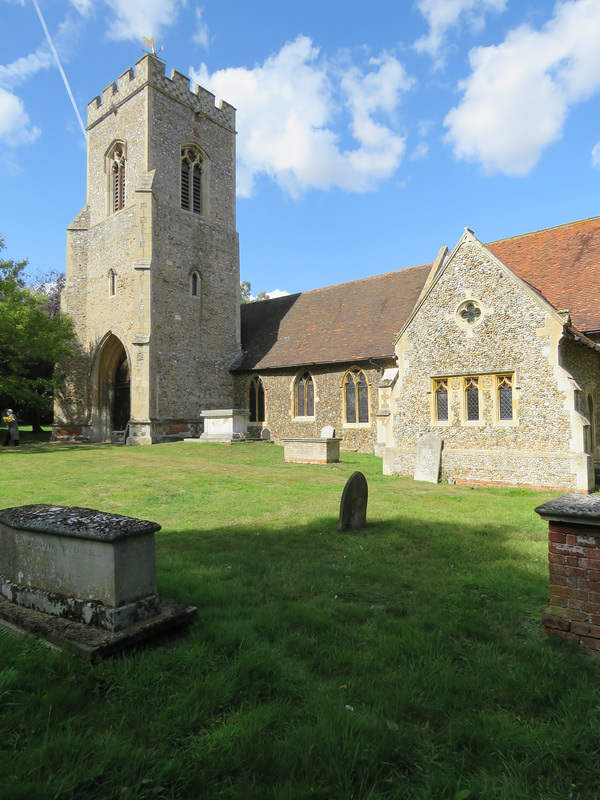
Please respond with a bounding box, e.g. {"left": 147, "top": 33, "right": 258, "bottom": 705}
{"left": 181, "top": 147, "right": 203, "bottom": 214}
{"left": 111, "top": 146, "right": 125, "bottom": 212}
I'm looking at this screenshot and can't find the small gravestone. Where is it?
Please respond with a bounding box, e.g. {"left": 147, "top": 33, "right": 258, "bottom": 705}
{"left": 339, "top": 472, "right": 368, "bottom": 530}
{"left": 414, "top": 433, "right": 443, "bottom": 483}
{"left": 321, "top": 425, "right": 335, "bottom": 438}
{"left": 261, "top": 428, "right": 271, "bottom": 441}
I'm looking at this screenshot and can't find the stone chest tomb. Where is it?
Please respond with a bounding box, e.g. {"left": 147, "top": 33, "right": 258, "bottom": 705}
{"left": 0, "top": 505, "right": 161, "bottom": 632}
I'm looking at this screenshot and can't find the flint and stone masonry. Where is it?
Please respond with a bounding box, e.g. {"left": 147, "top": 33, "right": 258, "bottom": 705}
{"left": 536, "top": 495, "right": 600, "bottom": 656}
{"left": 54, "top": 54, "right": 241, "bottom": 445}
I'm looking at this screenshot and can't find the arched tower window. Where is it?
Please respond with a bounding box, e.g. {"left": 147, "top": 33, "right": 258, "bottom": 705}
{"left": 181, "top": 146, "right": 203, "bottom": 214}
{"left": 190, "top": 270, "right": 201, "bottom": 298}
{"left": 295, "top": 372, "right": 314, "bottom": 418}
{"left": 110, "top": 144, "right": 126, "bottom": 213}
{"left": 248, "top": 376, "right": 265, "bottom": 423}
{"left": 344, "top": 369, "right": 369, "bottom": 423}
{"left": 108, "top": 269, "right": 116, "bottom": 297}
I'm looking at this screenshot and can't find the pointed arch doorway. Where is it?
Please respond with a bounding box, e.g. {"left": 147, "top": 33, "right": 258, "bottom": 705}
{"left": 93, "top": 334, "right": 131, "bottom": 442}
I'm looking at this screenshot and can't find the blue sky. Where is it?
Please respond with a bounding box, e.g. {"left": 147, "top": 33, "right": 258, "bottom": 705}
{"left": 2, "top": 0, "right": 600, "bottom": 296}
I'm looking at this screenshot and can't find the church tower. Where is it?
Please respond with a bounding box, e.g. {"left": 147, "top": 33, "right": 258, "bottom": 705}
{"left": 54, "top": 54, "right": 241, "bottom": 444}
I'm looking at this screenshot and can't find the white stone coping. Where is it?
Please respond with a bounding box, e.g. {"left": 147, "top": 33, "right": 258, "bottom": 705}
{"left": 281, "top": 437, "right": 341, "bottom": 443}
{"left": 0, "top": 505, "right": 161, "bottom": 542}
{"left": 200, "top": 409, "right": 250, "bottom": 419}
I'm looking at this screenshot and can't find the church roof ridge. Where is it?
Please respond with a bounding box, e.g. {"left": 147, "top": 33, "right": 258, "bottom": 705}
{"left": 485, "top": 215, "right": 600, "bottom": 248}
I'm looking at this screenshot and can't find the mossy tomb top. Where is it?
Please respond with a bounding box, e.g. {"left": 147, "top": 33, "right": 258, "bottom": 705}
{"left": 0, "top": 504, "right": 161, "bottom": 541}
{"left": 535, "top": 494, "right": 600, "bottom": 522}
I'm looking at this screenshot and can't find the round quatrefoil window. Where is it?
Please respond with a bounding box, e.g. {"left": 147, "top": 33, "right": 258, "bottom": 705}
{"left": 456, "top": 299, "right": 483, "bottom": 330}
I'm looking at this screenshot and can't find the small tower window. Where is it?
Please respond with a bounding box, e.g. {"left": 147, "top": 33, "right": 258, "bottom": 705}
{"left": 181, "top": 147, "right": 203, "bottom": 214}
{"left": 109, "top": 269, "right": 116, "bottom": 297}
{"left": 110, "top": 145, "right": 126, "bottom": 213}
{"left": 190, "top": 270, "right": 201, "bottom": 298}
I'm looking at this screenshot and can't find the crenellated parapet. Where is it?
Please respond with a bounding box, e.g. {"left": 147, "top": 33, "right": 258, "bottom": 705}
{"left": 87, "top": 53, "right": 235, "bottom": 130}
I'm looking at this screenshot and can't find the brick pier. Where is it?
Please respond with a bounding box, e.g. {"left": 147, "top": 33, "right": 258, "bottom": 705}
{"left": 536, "top": 495, "right": 600, "bottom": 655}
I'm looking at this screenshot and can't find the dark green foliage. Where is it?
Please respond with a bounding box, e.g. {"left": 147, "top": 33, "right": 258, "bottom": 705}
{"left": 0, "top": 236, "right": 74, "bottom": 419}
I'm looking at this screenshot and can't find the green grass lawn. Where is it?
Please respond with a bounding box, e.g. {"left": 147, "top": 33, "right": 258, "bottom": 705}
{"left": 0, "top": 441, "right": 599, "bottom": 799}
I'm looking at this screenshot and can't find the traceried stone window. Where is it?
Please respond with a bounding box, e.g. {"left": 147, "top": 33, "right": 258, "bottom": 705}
{"left": 344, "top": 369, "right": 369, "bottom": 424}
{"left": 465, "top": 377, "right": 480, "bottom": 421}
{"left": 434, "top": 379, "right": 449, "bottom": 422}
{"left": 110, "top": 144, "right": 126, "bottom": 213}
{"left": 248, "top": 376, "right": 265, "bottom": 423}
{"left": 497, "top": 375, "right": 513, "bottom": 421}
{"left": 295, "top": 372, "right": 314, "bottom": 418}
{"left": 181, "top": 146, "right": 203, "bottom": 214}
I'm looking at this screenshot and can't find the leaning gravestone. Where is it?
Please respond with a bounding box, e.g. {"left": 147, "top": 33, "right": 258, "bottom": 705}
{"left": 414, "top": 433, "right": 443, "bottom": 483}
{"left": 339, "top": 471, "right": 368, "bottom": 530}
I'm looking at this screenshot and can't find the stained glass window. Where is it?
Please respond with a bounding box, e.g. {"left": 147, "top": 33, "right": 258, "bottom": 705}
{"left": 435, "top": 379, "right": 448, "bottom": 421}
{"left": 465, "top": 378, "right": 479, "bottom": 421}
{"left": 344, "top": 370, "right": 369, "bottom": 424}
{"left": 498, "top": 375, "right": 513, "bottom": 420}
{"left": 296, "top": 373, "right": 314, "bottom": 417}
{"left": 248, "top": 376, "right": 265, "bottom": 423}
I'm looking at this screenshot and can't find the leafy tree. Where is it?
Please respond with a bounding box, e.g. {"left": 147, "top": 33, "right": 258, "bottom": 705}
{"left": 0, "top": 237, "right": 74, "bottom": 426}
{"left": 240, "top": 280, "right": 269, "bottom": 303}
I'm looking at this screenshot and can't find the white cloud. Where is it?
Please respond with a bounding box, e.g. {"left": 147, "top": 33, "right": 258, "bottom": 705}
{"left": 0, "top": 87, "right": 40, "bottom": 147}
{"left": 267, "top": 289, "right": 290, "bottom": 299}
{"left": 0, "top": 49, "right": 52, "bottom": 89}
{"left": 444, "top": 0, "right": 600, "bottom": 175}
{"left": 104, "top": 0, "right": 184, "bottom": 42}
{"left": 191, "top": 36, "right": 413, "bottom": 197}
{"left": 409, "top": 141, "right": 429, "bottom": 160}
{"left": 193, "top": 7, "right": 209, "bottom": 48}
{"left": 415, "top": 0, "right": 507, "bottom": 61}
{"left": 592, "top": 142, "right": 600, "bottom": 167}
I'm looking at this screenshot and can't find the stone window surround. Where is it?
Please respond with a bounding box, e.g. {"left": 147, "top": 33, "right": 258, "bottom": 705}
{"left": 105, "top": 140, "right": 127, "bottom": 217}
{"left": 342, "top": 367, "right": 371, "bottom": 429}
{"left": 447, "top": 293, "right": 493, "bottom": 339}
{"left": 247, "top": 374, "right": 266, "bottom": 424}
{"left": 108, "top": 268, "right": 117, "bottom": 297}
{"left": 292, "top": 371, "right": 316, "bottom": 420}
{"left": 180, "top": 143, "right": 210, "bottom": 218}
{"left": 429, "top": 371, "right": 519, "bottom": 427}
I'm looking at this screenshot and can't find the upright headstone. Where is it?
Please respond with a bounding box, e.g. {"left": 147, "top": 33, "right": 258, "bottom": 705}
{"left": 321, "top": 425, "right": 335, "bottom": 439}
{"left": 261, "top": 428, "right": 271, "bottom": 441}
{"left": 414, "top": 433, "right": 443, "bottom": 483}
{"left": 339, "top": 472, "right": 368, "bottom": 530}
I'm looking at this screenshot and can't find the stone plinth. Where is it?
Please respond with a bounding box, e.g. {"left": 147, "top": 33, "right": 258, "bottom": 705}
{"left": 194, "top": 409, "right": 250, "bottom": 444}
{"left": 0, "top": 505, "right": 161, "bottom": 632}
{"left": 536, "top": 495, "right": 600, "bottom": 656}
{"left": 282, "top": 437, "right": 340, "bottom": 464}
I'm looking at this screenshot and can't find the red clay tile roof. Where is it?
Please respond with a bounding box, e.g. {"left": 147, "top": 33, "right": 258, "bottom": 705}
{"left": 238, "top": 216, "right": 600, "bottom": 371}
{"left": 487, "top": 216, "right": 600, "bottom": 332}
{"left": 237, "top": 264, "right": 432, "bottom": 370}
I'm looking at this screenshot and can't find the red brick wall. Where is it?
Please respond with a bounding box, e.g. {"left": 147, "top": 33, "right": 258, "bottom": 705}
{"left": 543, "top": 520, "right": 600, "bottom": 655}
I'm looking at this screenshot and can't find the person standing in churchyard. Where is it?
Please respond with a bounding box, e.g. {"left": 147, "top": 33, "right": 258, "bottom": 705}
{"left": 2, "top": 409, "right": 20, "bottom": 447}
